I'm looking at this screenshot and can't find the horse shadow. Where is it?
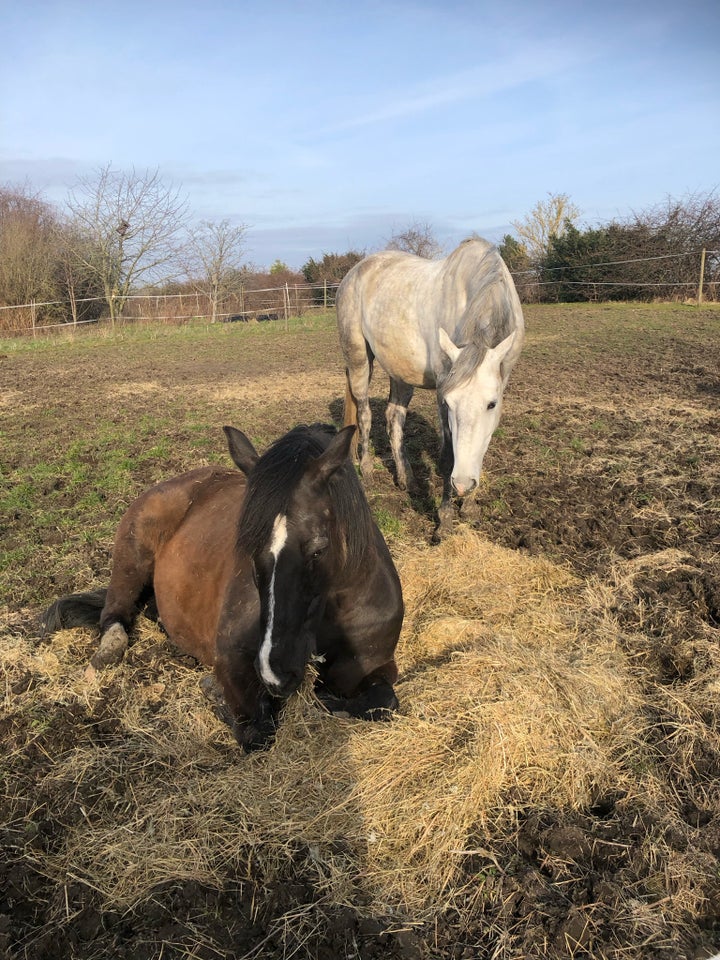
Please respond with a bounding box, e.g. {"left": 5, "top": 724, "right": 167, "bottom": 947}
{"left": 327, "top": 396, "right": 441, "bottom": 523}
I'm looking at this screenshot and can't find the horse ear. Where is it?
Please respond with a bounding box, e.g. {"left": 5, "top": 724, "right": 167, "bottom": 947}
{"left": 312, "top": 426, "right": 356, "bottom": 482}
{"left": 438, "top": 328, "right": 462, "bottom": 364}
{"left": 489, "top": 331, "right": 516, "bottom": 366}
{"left": 223, "top": 426, "right": 259, "bottom": 475}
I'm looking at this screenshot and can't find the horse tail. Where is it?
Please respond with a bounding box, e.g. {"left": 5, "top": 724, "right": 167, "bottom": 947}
{"left": 343, "top": 370, "right": 360, "bottom": 459}
{"left": 41, "top": 589, "right": 108, "bottom": 636}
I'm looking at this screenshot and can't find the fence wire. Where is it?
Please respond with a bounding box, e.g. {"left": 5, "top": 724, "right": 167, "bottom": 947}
{"left": 1, "top": 248, "right": 718, "bottom": 335}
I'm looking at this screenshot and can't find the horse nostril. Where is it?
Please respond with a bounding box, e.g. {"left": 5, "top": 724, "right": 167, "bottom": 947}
{"left": 451, "top": 477, "right": 477, "bottom": 497}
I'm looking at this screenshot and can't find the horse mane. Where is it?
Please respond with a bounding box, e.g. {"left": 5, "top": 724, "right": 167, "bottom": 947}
{"left": 238, "top": 423, "right": 375, "bottom": 573}
{"left": 440, "top": 243, "right": 519, "bottom": 393}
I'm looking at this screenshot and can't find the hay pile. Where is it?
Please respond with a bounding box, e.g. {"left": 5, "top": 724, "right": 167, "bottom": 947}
{"left": 3, "top": 528, "right": 648, "bottom": 924}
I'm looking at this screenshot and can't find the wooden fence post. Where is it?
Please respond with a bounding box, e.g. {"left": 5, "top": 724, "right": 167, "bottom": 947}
{"left": 698, "top": 248, "right": 707, "bottom": 304}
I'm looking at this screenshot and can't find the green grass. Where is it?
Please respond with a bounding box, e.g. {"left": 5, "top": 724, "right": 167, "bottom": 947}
{"left": 2, "top": 300, "right": 718, "bottom": 609}
{"left": 0, "top": 309, "right": 337, "bottom": 355}
{"left": 373, "top": 507, "right": 404, "bottom": 539}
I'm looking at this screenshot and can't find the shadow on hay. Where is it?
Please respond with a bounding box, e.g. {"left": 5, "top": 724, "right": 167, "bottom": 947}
{"left": 329, "top": 396, "right": 440, "bottom": 521}
{"left": 397, "top": 635, "right": 483, "bottom": 685}
{"left": 1, "top": 617, "right": 416, "bottom": 960}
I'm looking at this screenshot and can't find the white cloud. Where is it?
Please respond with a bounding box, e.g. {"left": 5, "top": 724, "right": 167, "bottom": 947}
{"left": 324, "top": 45, "right": 597, "bottom": 134}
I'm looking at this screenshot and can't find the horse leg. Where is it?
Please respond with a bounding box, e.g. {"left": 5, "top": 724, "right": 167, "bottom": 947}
{"left": 459, "top": 485, "right": 482, "bottom": 522}
{"left": 433, "top": 396, "right": 456, "bottom": 542}
{"left": 386, "top": 379, "right": 417, "bottom": 494}
{"left": 315, "top": 661, "right": 400, "bottom": 721}
{"left": 214, "top": 652, "right": 282, "bottom": 752}
{"left": 199, "top": 674, "right": 233, "bottom": 724}
{"left": 316, "top": 678, "right": 399, "bottom": 720}
{"left": 345, "top": 348, "right": 375, "bottom": 482}
{"left": 89, "top": 535, "right": 156, "bottom": 669}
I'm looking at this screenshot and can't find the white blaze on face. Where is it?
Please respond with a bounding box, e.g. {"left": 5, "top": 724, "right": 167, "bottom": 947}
{"left": 447, "top": 362, "right": 503, "bottom": 494}
{"left": 439, "top": 329, "right": 517, "bottom": 497}
{"left": 257, "top": 513, "right": 288, "bottom": 688}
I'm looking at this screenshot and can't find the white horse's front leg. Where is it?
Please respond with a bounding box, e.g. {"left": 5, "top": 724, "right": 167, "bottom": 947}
{"left": 434, "top": 397, "right": 456, "bottom": 541}
{"left": 386, "top": 379, "right": 416, "bottom": 493}
{"left": 357, "top": 395, "right": 374, "bottom": 482}
{"left": 345, "top": 356, "right": 375, "bottom": 483}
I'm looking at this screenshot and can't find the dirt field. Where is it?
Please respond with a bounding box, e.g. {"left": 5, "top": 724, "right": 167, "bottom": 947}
{"left": 1, "top": 303, "right": 719, "bottom": 959}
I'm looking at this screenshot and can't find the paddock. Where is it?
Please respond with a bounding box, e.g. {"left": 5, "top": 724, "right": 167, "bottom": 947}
{"left": 1, "top": 302, "right": 719, "bottom": 959}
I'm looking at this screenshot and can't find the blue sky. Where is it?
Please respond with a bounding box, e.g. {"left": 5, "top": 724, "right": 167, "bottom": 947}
{"left": 1, "top": 0, "right": 718, "bottom": 269}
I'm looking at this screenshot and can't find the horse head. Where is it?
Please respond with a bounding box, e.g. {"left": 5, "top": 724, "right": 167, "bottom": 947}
{"left": 438, "top": 329, "right": 516, "bottom": 497}
{"left": 224, "top": 424, "right": 356, "bottom": 699}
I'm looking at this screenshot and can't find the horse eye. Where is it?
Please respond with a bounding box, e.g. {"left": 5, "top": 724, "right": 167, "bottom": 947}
{"left": 487, "top": 400, "right": 497, "bottom": 411}
{"left": 308, "top": 539, "right": 329, "bottom": 561}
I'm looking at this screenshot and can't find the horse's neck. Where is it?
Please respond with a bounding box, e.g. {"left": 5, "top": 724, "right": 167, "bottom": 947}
{"left": 461, "top": 277, "right": 517, "bottom": 346}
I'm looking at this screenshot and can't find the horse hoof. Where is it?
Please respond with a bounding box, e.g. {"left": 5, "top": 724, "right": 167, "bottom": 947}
{"left": 200, "top": 674, "right": 224, "bottom": 705}
{"left": 431, "top": 521, "right": 453, "bottom": 544}
{"left": 397, "top": 476, "right": 420, "bottom": 497}
{"left": 360, "top": 457, "right": 374, "bottom": 484}
{"left": 459, "top": 498, "right": 481, "bottom": 521}
{"left": 237, "top": 724, "right": 275, "bottom": 753}
{"left": 89, "top": 622, "right": 128, "bottom": 670}
{"left": 200, "top": 675, "right": 234, "bottom": 725}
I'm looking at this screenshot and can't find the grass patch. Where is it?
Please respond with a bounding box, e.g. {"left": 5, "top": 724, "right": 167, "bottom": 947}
{"left": 372, "top": 507, "right": 404, "bottom": 539}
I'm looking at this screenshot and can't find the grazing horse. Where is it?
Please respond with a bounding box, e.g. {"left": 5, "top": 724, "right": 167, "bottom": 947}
{"left": 337, "top": 237, "right": 524, "bottom": 539}
{"left": 42, "top": 424, "right": 404, "bottom": 751}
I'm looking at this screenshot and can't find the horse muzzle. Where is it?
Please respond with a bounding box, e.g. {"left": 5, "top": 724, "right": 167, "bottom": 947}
{"left": 257, "top": 665, "right": 304, "bottom": 699}
{"left": 451, "top": 475, "right": 477, "bottom": 498}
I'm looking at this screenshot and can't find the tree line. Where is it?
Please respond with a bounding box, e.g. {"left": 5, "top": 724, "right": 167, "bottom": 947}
{"left": 0, "top": 165, "right": 376, "bottom": 333}
{"left": 498, "top": 191, "right": 720, "bottom": 303}
{"left": 1, "top": 171, "right": 718, "bottom": 334}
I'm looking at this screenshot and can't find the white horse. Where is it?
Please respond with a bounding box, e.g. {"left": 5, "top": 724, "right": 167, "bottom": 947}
{"left": 336, "top": 237, "right": 524, "bottom": 539}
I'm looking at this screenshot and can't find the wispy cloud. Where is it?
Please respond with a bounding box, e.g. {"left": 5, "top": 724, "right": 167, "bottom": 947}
{"left": 324, "top": 45, "right": 594, "bottom": 134}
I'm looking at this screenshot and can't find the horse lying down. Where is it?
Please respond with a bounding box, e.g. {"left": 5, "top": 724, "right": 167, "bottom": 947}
{"left": 42, "top": 423, "right": 404, "bottom": 751}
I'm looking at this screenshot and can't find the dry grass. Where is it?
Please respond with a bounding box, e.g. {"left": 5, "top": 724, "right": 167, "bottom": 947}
{"left": 3, "top": 529, "right": 653, "bottom": 924}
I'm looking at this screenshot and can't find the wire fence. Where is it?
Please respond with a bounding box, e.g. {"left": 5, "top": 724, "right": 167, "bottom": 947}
{"left": 0, "top": 281, "right": 342, "bottom": 335}
{"left": 1, "top": 249, "right": 718, "bottom": 336}
{"left": 510, "top": 248, "right": 719, "bottom": 304}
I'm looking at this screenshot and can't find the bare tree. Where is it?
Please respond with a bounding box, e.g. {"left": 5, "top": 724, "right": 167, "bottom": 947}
{"left": 183, "top": 219, "right": 248, "bottom": 322}
{"left": 0, "top": 185, "right": 61, "bottom": 327}
{"left": 512, "top": 193, "right": 580, "bottom": 264}
{"left": 627, "top": 189, "right": 720, "bottom": 252}
{"left": 65, "top": 165, "right": 188, "bottom": 326}
{"left": 54, "top": 221, "right": 105, "bottom": 326}
{"left": 386, "top": 220, "right": 442, "bottom": 258}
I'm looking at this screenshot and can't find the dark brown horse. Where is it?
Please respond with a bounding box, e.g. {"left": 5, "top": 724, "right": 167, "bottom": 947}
{"left": 42, "top": 424, "right": 404, "bottom": 751}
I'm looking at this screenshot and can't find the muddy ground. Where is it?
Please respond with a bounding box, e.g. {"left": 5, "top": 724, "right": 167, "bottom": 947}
{"left": 1, "top": 303, "right": 719, "bottom": 958}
